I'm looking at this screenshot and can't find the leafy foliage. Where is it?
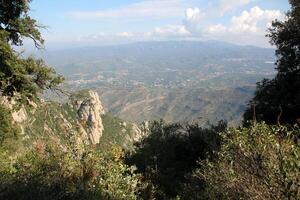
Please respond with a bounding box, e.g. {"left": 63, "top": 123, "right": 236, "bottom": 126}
{"left": 182, "top": 123, "right": 300, "bottom": 200}
{"left": 0, "top": 141, "right": 141, "bottom": 200}
{"left": 0, "top": 102, "right": 21, "bottom": 152}
{"left": 0, "top": 0, "right": 63, "bottom": 102}
{"left": 126, "top": 120, "right": 226, "bottom": 199}
{"left": 0, "top": 0, "right": 43, "bottom": 47}
{"left": 244, "top": 0, "right": 300, "bottom": 125}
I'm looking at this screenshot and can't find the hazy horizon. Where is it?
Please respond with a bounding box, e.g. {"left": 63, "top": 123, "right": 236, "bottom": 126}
{"left": 23, "top": 0, "right": 289, "bottom": 51}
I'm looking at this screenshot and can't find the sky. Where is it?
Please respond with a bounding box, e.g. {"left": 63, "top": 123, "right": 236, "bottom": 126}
{"left": 27, "top": 0, "right": 290, "bottom": 49}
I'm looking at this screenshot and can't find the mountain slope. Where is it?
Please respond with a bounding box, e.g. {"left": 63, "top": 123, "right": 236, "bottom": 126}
{"left": 99, "top": 86, "right": 254, "bottom": 125}
{"left": 1, "top": 90, "right": 144, "bottom": 150}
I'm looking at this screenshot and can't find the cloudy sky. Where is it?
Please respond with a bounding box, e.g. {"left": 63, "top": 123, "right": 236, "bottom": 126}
{"left": 29, "top": 0, "right": 289, "bottom": 49}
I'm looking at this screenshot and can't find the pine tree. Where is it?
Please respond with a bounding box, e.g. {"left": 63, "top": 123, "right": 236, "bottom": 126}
{"left": 0, "top": 0, "right": 63, "bottom": 102}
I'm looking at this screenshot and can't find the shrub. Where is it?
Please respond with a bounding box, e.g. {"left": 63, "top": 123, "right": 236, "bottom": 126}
{"left": 181, "top": 123, "right": 300, "bottom": 200}
{"left": 0, "top": 141, "right": 141, "bottom": 200}
{"left": 127, "top": 120, "right": 226, "bottom": 199}
{"left": 0, "top": 103, "right": 21, "bottom": 153}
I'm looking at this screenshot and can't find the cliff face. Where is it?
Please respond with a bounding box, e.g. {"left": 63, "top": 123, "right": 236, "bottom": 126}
{"left": 0, "top": 97, "right": 29, "bottom": 135}
{"left": 2, "top": 90, "right": 146, "bottom": 148}
{"left": 71, "top": 90, "right": 105, "bottom": 144}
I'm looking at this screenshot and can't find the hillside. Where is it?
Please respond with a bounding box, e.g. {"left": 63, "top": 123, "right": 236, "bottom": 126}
{"left": 2, "top": 90, "right": 144, "bottom": 150}
{"left": 99, "top": 86, "right": 254, "bottom": 125}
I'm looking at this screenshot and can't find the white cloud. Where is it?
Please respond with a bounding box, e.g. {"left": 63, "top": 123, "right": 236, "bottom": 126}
{"left": 69, "top": 0, "right": 185, "bottom": 20}
{"left": 195, "top": 6, "right": 284, "bottom": 46}
{"left": 76, "top": 32, "right": 139, "bottom": 44}
{"left": 76, "top": 24, "right": 191, "bottom": 45}
{"left": 204, "top": 24, "right": 227, "bottom": 35}
{"left": 218, "top": 0, "right": 252, "bottom": 15}
{"left": 64, "top": 2, "right": 285, "bottom": 48}
{"left": 117, "top": 32, "right": 135, "bottom": 38}
{"left": 178, "top": 6, "right": 283, "bottom": 46}
{"left": 228, "top": 6, "right": 283, "bottom": 34}
{"left": 146, "top": 25, "right": 191, "bottom": 38}
{"left": 185, "top": 7, "right": 205, "bottom": 22}
{"left": 183, "top": 7, "right": 206, "bottom": 33}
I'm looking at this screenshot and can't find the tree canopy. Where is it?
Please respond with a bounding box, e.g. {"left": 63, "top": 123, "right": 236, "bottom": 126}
{"left": 0, "top": 0, "right": 63, "bottom": 102}
{"left": 244, "top": 0, "right": 300, "bottom": 125}
{"left": 0, "top": 0, "right": 43, "bottom": 47}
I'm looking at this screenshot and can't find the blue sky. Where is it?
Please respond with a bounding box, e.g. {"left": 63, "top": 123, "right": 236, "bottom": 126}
{"left": 27, "top": 0, "right": 290, "bottom": 49}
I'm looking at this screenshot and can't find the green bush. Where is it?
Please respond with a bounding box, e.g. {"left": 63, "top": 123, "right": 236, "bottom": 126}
{"left": 0, "top": 103, "right": 21, "bottom": 153}
{"left": 126, "top": 120, "right": 226, "bottom": 199}
{"left": 181, "top": 123, "right": 300, "bottom": 200}
{"left": 0, "top": 140, "right": 141, "bottom": 200}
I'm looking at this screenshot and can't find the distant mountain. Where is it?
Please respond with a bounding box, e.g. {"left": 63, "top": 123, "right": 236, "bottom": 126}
{"left": 40, "top": 41, "right": 276, "bottom": 125}
{"left": 43, "top": 41, "right": 275, "bottom": 72}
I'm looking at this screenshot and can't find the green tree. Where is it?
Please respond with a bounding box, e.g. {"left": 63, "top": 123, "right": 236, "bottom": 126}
{"left": 0, "top": 0, "right": 63, "bottom": 102}
{"left": 126, "top": 120, "right": 226, "bottom": 199}
{"left": 244, "top": 0, "right": 300, "bottom": 125}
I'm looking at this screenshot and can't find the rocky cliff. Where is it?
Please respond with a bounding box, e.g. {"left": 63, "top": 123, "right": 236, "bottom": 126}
{"left": 2, "top": 90, "right": 146, "bottom": 148}
{"left": 70, "top": 90, "right": 105, "bottom": 144}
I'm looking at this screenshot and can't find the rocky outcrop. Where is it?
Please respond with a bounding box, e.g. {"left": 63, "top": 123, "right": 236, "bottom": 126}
{"left": 1, "top": 90, "right": 145, "bottom": 148}
{"left": 1, "top": 98, "right": 27, "bottom": 122}
{"left": 119, "top": 120, "right": 149, "bottom": 144}
{"left": 1, "top": 97, "right": 29, "bottom": 135}
{"left": 131, "top": 123, "right": 148, "bottom": 142}
{"left": 71, "top": 90, "right": 105, "bottom": 145}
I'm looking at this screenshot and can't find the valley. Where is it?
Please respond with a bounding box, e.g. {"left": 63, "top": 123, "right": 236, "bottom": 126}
{"left": 42, "top": 41, "right": 276, "bottom": 125}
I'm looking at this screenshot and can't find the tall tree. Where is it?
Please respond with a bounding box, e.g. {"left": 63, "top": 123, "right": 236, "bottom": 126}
{"left": 244, "top": 0, "right": 300, "bottom": 125}
{"left": 0, "top": 0, "right": 63, "bottom": 102}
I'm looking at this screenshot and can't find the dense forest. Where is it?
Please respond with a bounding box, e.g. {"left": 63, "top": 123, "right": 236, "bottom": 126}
{"left": 0, "top": 0, "right": 299, "bottom": 200}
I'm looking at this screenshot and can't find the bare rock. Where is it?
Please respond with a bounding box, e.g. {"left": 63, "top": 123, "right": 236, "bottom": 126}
{"left": 130, "top": 123, "right": 149, "bottom": 142}
{"left": 72, "top": 90, "right": 105, "bottom": 145}
{"left": 1, "top": 97, "right": 28, "bottom": 135}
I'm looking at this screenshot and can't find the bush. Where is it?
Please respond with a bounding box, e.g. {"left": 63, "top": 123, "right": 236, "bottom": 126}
{"left": 126, "top": 120, "right": 226, "bottom": 199}
{"left": 0, "top": 103, "right": 21, "bottom": 153}
{"left": 0, "top": 140, "right": 141, "bottom": 200}
{"left": 181, "top": 123, "right": 300, "bottom": 200}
